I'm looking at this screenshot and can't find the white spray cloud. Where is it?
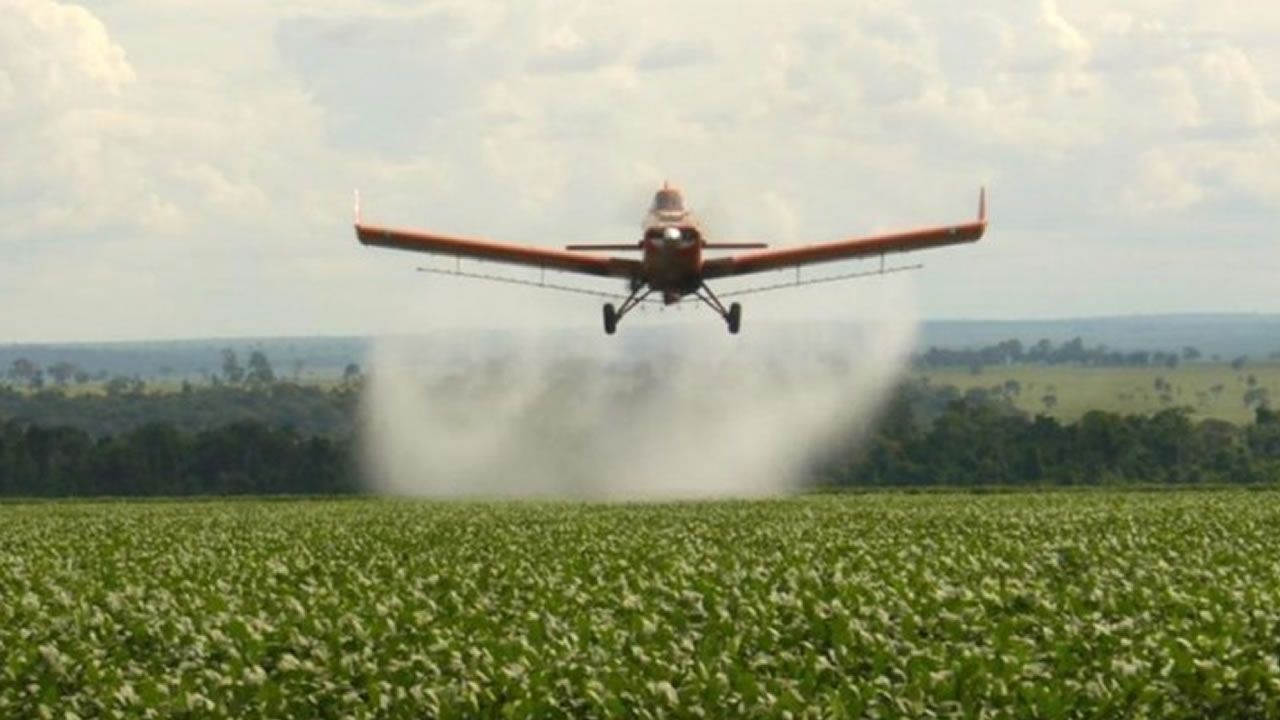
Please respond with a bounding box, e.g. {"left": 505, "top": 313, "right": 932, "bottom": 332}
{"left": 359, "top": 282, "right": 918, "bottom": 500}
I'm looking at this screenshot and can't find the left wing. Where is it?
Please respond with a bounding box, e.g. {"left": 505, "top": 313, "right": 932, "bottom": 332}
{"left": 357, "top": 223, "right": 641, "bottom": 279}
{"left": 354, "top": 195, "right": 640, "bottom": 279}
{"left": 701, "top": 189, "right": 987, "bottom": 280}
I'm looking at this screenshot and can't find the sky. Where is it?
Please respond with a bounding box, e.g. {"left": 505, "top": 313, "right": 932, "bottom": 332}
{"left": 1, "top": 0, "right": 1278, "bottom": 342}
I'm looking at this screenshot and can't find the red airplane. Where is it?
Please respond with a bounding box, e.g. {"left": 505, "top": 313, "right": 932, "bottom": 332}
{"left": 355, "top": 183, "right": 987, "bottom": 334}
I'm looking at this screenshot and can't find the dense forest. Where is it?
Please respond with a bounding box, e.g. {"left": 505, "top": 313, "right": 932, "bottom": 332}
{"left": 0, "top": 421, "right": 355, "bottom": 497}
{"left": 0, "top": 382, "right": 357, "bottom": 438}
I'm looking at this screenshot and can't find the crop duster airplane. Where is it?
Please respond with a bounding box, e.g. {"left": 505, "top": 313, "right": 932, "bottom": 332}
{"left": 355, "top": 184, "right": 987, "bottom": 334}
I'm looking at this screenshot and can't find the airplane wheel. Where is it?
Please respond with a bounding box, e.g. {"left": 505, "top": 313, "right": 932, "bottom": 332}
{"left": 727, "top": 303, "right": 742, "bottom": 334}
{"left": 603, "top": 303, "right": 618, "bottom": 335}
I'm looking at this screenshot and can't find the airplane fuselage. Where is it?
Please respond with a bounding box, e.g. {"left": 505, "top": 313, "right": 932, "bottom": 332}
{"left": 641, "top": 218, "right": 703, "bottom": 303}
{"left": 639, "top": 187, "right": 705, "bottom": 303}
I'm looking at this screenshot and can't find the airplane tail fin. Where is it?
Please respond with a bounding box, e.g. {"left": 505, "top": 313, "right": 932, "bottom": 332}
{"left": 565, "top": 243, "right": 643, "bottom": 251}
{"left": 703, "top": 243, "right": 769, "bottom": 250}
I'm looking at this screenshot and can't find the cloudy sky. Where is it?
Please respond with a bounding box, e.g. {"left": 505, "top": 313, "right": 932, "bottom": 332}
{"left": 1, "top": 0, "right": 1277, "bottom": 342}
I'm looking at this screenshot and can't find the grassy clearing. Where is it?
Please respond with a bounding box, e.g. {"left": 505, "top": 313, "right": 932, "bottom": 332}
{"left": 919, "top": 362, "right": 1280, "bottom": 424}
{"left": 3, "top": 493, "right": 1280, "bottom": 717}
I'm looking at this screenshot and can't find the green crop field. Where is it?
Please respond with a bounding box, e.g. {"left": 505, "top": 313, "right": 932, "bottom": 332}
{"left": 4, "top": 493, "right": 1280, "bottom": 718}
{"left": 919, "top": 362, "right": 1280, "bottom": 424}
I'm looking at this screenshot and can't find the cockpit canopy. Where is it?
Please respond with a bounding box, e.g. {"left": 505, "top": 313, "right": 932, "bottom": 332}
{"left": 652, "top": 188, "right": 686, "bottom": 214}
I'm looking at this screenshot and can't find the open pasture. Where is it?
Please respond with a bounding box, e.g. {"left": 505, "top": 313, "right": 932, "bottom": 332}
{"left": 3, "top": 493, "right": 1280, "bottom": 717}
{"left": 920, "top": 361, "right": 1280, "bottom": 424}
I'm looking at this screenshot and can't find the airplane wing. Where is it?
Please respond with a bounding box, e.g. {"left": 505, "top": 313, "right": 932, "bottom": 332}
{"left": 701, "top": 189, "right": 988, "bottom": 280}
{"left": 355, "top": 212, "right": 641, "bottom": 280}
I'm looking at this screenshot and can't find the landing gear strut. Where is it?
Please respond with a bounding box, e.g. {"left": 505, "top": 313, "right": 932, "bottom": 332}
{"left": 602, "top": 283, "right": 652, "bottom": 335}
{"left": 695, "top": 283, "right": 742, "bottom": 335}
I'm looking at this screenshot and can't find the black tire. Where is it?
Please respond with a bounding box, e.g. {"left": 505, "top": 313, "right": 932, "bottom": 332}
{"left": 603, "top": 303, "right": 618, "bottom": 335}
{"left": 727, "top": 303, "right": 742, "bottom": 334}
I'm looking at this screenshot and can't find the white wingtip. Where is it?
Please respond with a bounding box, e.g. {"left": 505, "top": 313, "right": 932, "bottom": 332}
{"left": 353, "top": 189, "right": 361, "bottom": 225}
{"left": 978, "top": 186, "right": 987, "bottom": 223}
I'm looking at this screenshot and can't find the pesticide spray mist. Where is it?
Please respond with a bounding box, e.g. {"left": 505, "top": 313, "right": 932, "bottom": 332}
{"left": 360, "top": 286, "right": 918, "bottom": 500}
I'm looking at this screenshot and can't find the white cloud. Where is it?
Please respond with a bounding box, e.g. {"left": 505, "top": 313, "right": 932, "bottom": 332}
{"left": 635, "top": 40, "right": 714, "bottom": 72}
{"left": 1124, "top": 149, "right": 1205, "bottom": 213}
{"left": 1191, "top": 47, "right": 1280, "bottom": 131}
{"left": 0, "top": 0, "right": 138, "bottom": 235}
{"left": 0, "top": 0, "right": 134, "bottom": 97}
{"left": 1, "top": 0, "right": 1279, "bottom": 341}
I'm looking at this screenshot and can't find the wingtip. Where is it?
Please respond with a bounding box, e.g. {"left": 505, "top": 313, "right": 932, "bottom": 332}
{"left": 353, "top": 189, "right": 362, "bottom": 226}
{"left": 978, "top": 186, "right": 987, "bottom": 223}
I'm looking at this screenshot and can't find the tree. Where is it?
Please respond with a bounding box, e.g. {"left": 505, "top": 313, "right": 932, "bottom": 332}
{"left": 48, "top": 362, "right": 78, "bottom": 387}
{"left": 104, "top": 376, "right": 131, "bottom": 397}
{"left": 1127, "top": 351, "right": 1151, "bottom": 367}
{"left": 103, "top": 376, "right": 145, "bottom": 397}
{"left": 1060, "top": 337, "right": 1087, "bottom": 364}
{"left": 245, "top": 351, "right": 275, "bottom": 387}
{"left": 1244, "top": 387, "right": 1271, "bottom": 409}
{"left": 8, "top": 358, "right": 37, "bottom": 385}
{"left": 1029, "top": 339, "right": 1053, "bottom": 363}
{"left": 221, "top": 349, "right": 245, "bottom": 385}
{"left": 1000, "top": 339, "right": 1024, "bottom": 364}
{"left": 1182, "top": 346, "right": 1202, "bottom": 362}
{"left": 1231, "top": 356, "right": 1248, "bottom": 372}
{"left": 342, "top": 363, "right": 363, "bottom": 385}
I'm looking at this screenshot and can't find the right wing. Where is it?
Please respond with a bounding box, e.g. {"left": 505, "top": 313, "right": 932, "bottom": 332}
{"left": 701, "top": 188, "right": 988, "bottom": 279}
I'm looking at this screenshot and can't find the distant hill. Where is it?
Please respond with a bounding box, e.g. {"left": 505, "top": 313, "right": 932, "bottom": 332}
{"left": 2, "top": 314, "right": 1277, "bottom": 380}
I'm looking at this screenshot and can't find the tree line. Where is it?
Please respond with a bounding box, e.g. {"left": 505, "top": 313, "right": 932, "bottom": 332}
{"left": 0, "top": 376, "right": 1277, "bottom": 497}
{"left": 0, "top": 420, "right": 356, "bottom": 497}
{"left": 0, "top": 376, "right": 358, "bottom": 439}
{"left": 911, "top": 337, "right": 1263, "bottom": 371}
{"left": 817, "top": 383, "right": 1280, "bottom": 487}
{"left": 3, "top": 348, "right": 363, "bottom": 391}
